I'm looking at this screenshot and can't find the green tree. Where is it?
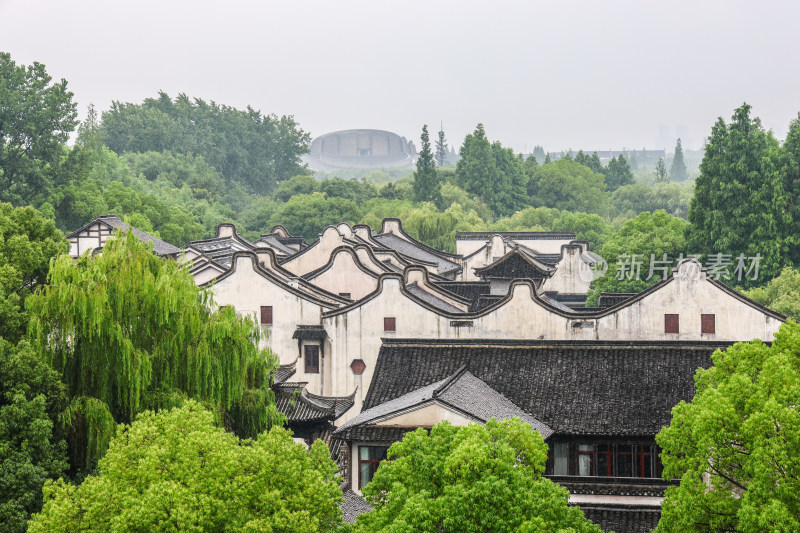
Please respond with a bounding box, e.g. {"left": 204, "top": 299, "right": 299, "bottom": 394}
{"left": 435, "top": 126, "right": 448, "bottom": 168}
{"left": 0, "top": 53, "right": 78, "bottom": 206}
{"left": 455, "top": 124, "right": 496, "bottom": 203}
{"left": 99, "top": 92, "right": 310, "bottom": 195}
{"left": 413, "top": 125, "right": 442, "bottom": 206}
{"left": 29, "top": 401, "right": 342, "bottom": 533}
{"left": 669, "top": 138, "right": 689, "bottom": 181}
{"left": 27, "top": 231, "right": 281, "bottom": 474}
{"left": 604, "top": 154, "right": 634, "bottom": 190}
{"left": 351, "top": 418, "right": 601, "bottom": 533}
{"left": 532, "top": 145, "right": 546, "bottom": 164}
{"left": 744, "top": 266, "right": 800, "bottom": 321}
{"left": 656, "top": 321, "right": 800, "bottom": 532}
{"left": 0, "top": 340, "right": 68, "bottom": 533}
{"left": 654, "top": 157, "right": 669, "bottom": 183}
{"left": 687, "top": 104, "right": 788, "bottom": 285}
{"left": 269, "top": 192, "right": 361, "bottom": 240}
{"left": 587, "top": 210, "right": 688, "bottom": 304}
{"left": 0, "top": 203, "right": 69, "bottom": 343}
{"left": 527, "top": 159, "right": 610, "bottom": 216}
{"left": 274, "top": 174, "right": 318, "bottom": 202}
{"left": 782, "top": 113, "right": 800, "bottom": 266}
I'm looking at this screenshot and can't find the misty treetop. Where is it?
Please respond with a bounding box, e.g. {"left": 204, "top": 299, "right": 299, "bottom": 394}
{"left": 0, "top": 52, "right": 78, "bottom": 207}
{"left": 99, "top": 91, "right": 311, "bottom": 195}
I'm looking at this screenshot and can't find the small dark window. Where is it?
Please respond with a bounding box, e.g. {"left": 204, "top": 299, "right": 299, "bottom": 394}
{"left": 304, "top": 345, "right": 319, "bottom": 374}
{"left": 260, "top": 306, "right": 273, "bottom": 325}
{"left": 665, "top": 314, "right": 679, "bottom": 334}
{"left": 701, "top": 314, "right": 716, "bottom": 334}
{"left": 384, "top": 317, "right": 396, "bottom": 332}
{"left": 358, "top": 445, "right": 389, "bottom": 489}
{"left": 339, "top": 292, "right": 351, "bottom": 299}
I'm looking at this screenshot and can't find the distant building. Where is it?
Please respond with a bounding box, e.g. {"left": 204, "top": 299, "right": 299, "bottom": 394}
{"left": 303, "top": 129, "right": 417, "bottom": 170}
{"left": 66, "top": 214, "right": 180, "bottom": 258}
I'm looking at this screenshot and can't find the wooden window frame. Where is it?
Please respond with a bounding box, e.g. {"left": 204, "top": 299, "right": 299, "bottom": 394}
{"left": 358, "top": 445, "right": 389, "bottom": 489}
{"left": 383, "top": 317, "right": 396, "bottom": 332}
{"left": 701, "top": 313, "right": 716, "bottom": 334}
{"left": 664, "top": 313, "right": 679, "bottom": 334}
{"left": 304, "top": 344, "right": 320, "bottom": 374}
{"left": 260, "top": 305, "right": 273, "bottom": 325}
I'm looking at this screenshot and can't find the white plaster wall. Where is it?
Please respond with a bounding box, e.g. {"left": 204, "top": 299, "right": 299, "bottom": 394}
{"left": 595, "top": 273, "right": 783, "bottom": 342}
{"left": 374, "top": 402, "right": 476, "bottom": 427}
{"left": 541, "top": 246, "right": 592, "bottom": 295}
{"left": 511, "top": 237, "right": 573, "bottom": 254}
{"left": 281, "top": 227, "right": 345, "bottom": 275}
{"left": 306, "top": 251, "right": 379, "bottom": 300}
{"left": 460, "top": 235, "right": 508, "bottom": 281}
{"left": 210, "top": 256, "right": 329, "bottom": 368}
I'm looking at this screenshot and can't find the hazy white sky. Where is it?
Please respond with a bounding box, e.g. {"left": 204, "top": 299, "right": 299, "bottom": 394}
{"left": 2, "top": 0, "right": 799, "bottom": 153}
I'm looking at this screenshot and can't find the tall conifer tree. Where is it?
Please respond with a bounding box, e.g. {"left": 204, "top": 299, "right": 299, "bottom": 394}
{"left": 412, "top": 125, "right": 441, "bottom": 206}
{"left": 435, "top": 125, "right": 448, "bottom": 167}
{"left": 669, "top": 138, "right": 689, "bottom": 181}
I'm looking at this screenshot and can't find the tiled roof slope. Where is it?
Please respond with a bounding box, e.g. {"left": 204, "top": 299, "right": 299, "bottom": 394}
{"left": 340, "top": 490, "right": 372, "bottom": 523}
{"left": 474, "top": 248, "right": 556, "bottom": 279}
{"left": 274, "top": 383, "right": 355, "bottom": 422}
{"left": 69, "top": 215, "right": 181, "bottom": 256}
{"left": 336, "top": 368, "right": 552, "bottom": 439}
{"left": 364, "top": 340, "right": 726, "bottom": 436}
{"left": 577, "top": 504, "right": 661, "bottom": 533}
{"left": 373, "top": 233, "right": 461, "bottom": 276}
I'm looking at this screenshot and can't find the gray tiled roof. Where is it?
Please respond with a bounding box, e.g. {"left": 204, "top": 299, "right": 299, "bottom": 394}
{"left": 365, "top": 340, "right": 725, "bottom": 437}
{"left": 405, "top": 283, "right": 463, "bottom": 314}
{"left": 73, "top": 215, "right": 181, "bottom": 256}
{"left": 373, "top": 233, "right": 461, "bottom": 276}
{"left": 255, "top": 233, "right": 296, "bottom": 256}
{"left": 336, "top": 368, "right": 552, "bottom": 439}
{"left": 340, "top": 490, "right": 372, "bottom": 523}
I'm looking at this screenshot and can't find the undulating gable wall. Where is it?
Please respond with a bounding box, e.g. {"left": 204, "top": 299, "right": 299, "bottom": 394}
{"left": 280, "top": 226, "right": 346, "bottom": 276}
{"left": 305, "top": 249, "right": 379, "bottom": 300}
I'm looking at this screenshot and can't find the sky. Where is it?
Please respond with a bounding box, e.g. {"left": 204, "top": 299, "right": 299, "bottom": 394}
{"left": 2, "top": 0, "right": 799, "bottom": 153}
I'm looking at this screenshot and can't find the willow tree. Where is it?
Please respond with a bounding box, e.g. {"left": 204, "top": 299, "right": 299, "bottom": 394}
{"left": 27, "top": 230, "right": 281, "bottom": 473}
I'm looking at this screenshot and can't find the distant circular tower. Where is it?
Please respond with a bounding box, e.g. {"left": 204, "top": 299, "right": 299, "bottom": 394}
{"left": 304, "top": 129, "right": 417, "bottom": 170}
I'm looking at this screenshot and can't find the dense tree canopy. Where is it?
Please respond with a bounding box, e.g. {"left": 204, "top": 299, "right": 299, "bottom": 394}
{"left": 27, "top": 231, "right": 281, "bottom": 473}
{"left": 687, "top": 104, "right": 788, "bottom": 285}
{"left": 351, "top": 418, "right": 601, "bottom": 533}
{"left": 744, "top": 266, "right": 800, "bottom": 321}
{"left": 0, "top": 203, "right": 68, "bottom": 343}
{"left": 0, "top": 52, "right": 78, "bottom": 206}
{"left": 527, "top": 159, "right": 610, "bottom": 216}
{"left": 29, "top": 401, "right": 342, "bottom": 533}
{"left": 0, "top": 340, "right": 68, "bottom": 533}
{"left": 587, "top": 210, "right": 688, "bottom": 304}
{"left": 99, "top": 91, "right": 311, "bottom": 195}
{"left": 656, "top": 321, "right": 800, "bottom": 532}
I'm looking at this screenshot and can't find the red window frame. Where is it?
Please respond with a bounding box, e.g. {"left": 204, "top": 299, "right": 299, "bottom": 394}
{"left": 664, "top": 314, "right": 679, "bottom": 334}
{"left": 701, "top": 313, "right": 716, "bottom": 334}
{"left": 304, "top": 345, "right": 320, "bottom": 374}
{"left": 260, "top": 305, "right": 273, "bottom": 325}
{"left": 384, "top": 317, "right": 396, "bottom": 332}
{"left": 637, "top": 445, "right": 653, "bottom": 478}
{"left": 616, "top": 444, "right": 635, "bottom": 477}
{"left": 577, "top": 444, "right": 594, "bottom": 476}
{"left": 596, "top": 443, "right": 613, "bottom": 477}
{"left": 358, "top": 445, "right": 389, "bottom": 489}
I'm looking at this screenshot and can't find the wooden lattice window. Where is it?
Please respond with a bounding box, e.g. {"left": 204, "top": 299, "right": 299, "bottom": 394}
{"left": 664, "top": 314, "right": 679, "bottom": 334}
{"left": 384, "top": 317, "right": 396, "bottom": 332}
